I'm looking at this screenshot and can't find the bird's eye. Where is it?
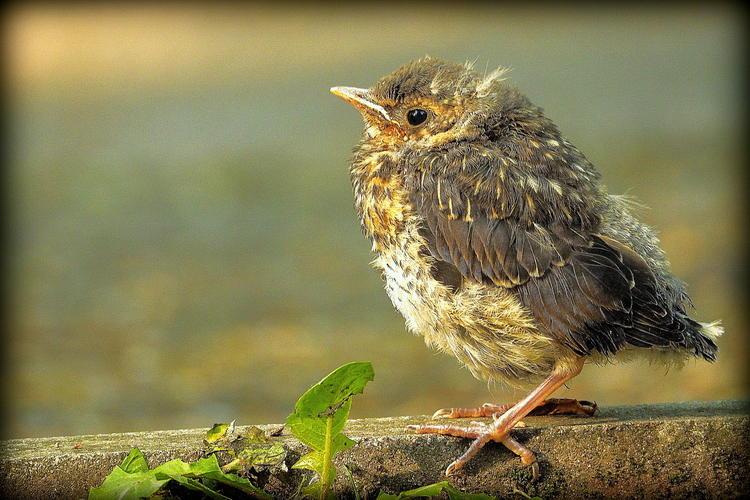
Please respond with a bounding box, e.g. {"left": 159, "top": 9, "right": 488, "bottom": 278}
{"left": 406, "top": 108, "right": 428, "bottom": 127}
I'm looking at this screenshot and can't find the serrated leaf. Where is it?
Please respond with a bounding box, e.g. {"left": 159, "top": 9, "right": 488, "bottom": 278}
{"left": 153, "top": 454, "right": 272, "bottom": 498}
{"left": 287, "top": 362, "right": 374, "bottom": 500}
{"left": 87, "top": 466, "right": 169, "bottom": 500}
{"left": 376, "top": 493, "right": 400, "bottom": 500}
{"left": 206, "top": 422, "right": 231, "bottom": 444}
{"left": 169, "top": 474, "right": 233, "bottom": 500}
{"left": 399, "top": 481, "right": 450, "bottom": 497}
{"left": 236, "top": 439, "right": 286, "bottom": 470}
{"left": 443, "top": 483, "right": 496, "bottom": 500}
{"left": 286, "top": 361, "right": 373, "bottom": 452}
{"left": 89, "top": 447, "right": 272, "bottom": 500}
{"left": 331, "top": 432, "right": 356, "bottom": 454}
{"left": 302, "top": 480, "right": 323, "bottom": 500}
{"left": 292, "top": 362, "right": 374, "bottom": 417}
{"left": 375, "top": 481, "right": 496, "bottom": 500}
{"left": 292, "top": 449, "right": 325, "bottom": 474}
{"left": 119, "top": 447, "right": 149, "bottom": 474}
{"left": 198, "top": 470, "right": 273, "bottom": 499}
{"left": 206, "top": 424, "right": 287, "bottom": 474}
{"left": 300, "top": 446, "right": 337, "bottom": 486}
{"left": 286, "top": 399, "right": 347, "bottom": 451}
{"left": 245, "top": 426, "right": 271, "bottom": 442}
{"left": 238, "top": 426, "right": 286, "bottom": 468}
{"left": 152, "top": 458, "right": 192, "bottom": 476}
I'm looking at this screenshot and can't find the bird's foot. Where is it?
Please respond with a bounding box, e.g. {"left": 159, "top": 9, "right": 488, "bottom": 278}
{"left": 432, "top": 397, "right": 597, "bottom": 419}
{"left": 409, "top": 357, "right": 589, "bottom": 479}
{"left": 411, "top": 397, "right": 595, "bottom": 479}
{"left": 407, "top": 418, "right": 539, "bottom": 480}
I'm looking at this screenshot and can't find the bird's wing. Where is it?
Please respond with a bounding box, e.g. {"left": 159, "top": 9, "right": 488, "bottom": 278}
{"left": 413, "top": 170, "right": 689, "bottom": 355}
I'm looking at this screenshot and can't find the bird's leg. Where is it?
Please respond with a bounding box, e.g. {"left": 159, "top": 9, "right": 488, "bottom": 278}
{"left": 408, "top": 356, "right": 586, "bottom": 477}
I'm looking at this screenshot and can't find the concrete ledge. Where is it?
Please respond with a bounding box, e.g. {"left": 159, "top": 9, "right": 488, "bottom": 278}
{"left": 1, "top": 400, "right": 748, "bottom": 499}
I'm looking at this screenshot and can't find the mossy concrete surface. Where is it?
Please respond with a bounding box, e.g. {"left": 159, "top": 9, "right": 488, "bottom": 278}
{"left": 1, "top": 400, "right": 747, "bottom": 499}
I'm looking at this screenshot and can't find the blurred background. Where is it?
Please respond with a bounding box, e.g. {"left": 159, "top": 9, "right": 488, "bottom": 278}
{"left": 2, "top": 3, "right": 747, "bottom": 440}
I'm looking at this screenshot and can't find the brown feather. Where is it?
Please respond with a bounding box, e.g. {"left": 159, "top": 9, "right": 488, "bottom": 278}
{"left": 414, "top": 170, "right": 710, "bottom": 357}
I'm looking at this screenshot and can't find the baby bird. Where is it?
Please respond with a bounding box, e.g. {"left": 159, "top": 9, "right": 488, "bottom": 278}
{"left": 331, "top": 57, "right": 721, "bottom": 478}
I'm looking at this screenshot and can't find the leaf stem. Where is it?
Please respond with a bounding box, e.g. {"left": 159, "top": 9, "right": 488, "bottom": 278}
{"left": 321, "top": 413, "right": 334, "bottom": 500}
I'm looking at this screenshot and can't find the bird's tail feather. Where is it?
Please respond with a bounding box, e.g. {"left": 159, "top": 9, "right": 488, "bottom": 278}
{"left": 690, "top": 320, "right": 722, "bottom": 362}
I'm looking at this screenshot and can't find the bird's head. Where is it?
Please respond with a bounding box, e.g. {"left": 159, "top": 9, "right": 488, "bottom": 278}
{"left": 331, "top": 57, "right": 539, "bottom": 153}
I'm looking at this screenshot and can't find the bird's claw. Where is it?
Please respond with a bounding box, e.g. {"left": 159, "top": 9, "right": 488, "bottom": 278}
{"left": 530, "top": 461, "right": 540, "bottom": 482}
{"left": 445, "top": 461, "right": 465, "bottom": 477}
{"left": 432, "top": 408, "right": 453, "bottom": 418}
{"left": 529, "top": 398, "right": 598, "bottom": 416}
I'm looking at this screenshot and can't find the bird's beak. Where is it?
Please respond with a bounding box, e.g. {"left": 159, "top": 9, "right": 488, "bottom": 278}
{"left": 330, "top": 86, "right": 393, "bottom": 123}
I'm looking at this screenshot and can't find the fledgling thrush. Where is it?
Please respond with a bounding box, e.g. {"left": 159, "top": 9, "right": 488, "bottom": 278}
{"left": 331, "top": 57, "right": 721, "bottom": 478}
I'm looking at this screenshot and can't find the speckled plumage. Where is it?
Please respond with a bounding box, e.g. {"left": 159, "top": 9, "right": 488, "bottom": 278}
{"left": 332, "top": 57, "right": 721, "bottom": 476}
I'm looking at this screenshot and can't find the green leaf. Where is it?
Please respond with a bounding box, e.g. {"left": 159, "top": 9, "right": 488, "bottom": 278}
{"left": 205, "top": 424, "right": 287, "bottom": 474}
{"left": 234, "top": 427, "right": 287, "bottom": 470}
{"left": 301, "top": 480, "right": 323, "bottom": 500}
{"left": 287, "top": 399, "right": 349, "bottom": 453}
{"left": 205, "top": 422, "right": 231, "bottom": 444}
{"left": 169, "top": 474, "right": 233, "bottom": 500}
{"left": 443, "top": 483, "right": 496, "bottom": 500}
{"left": 233, "top": 439, "right": 286, "bottom": 471}
{"left": 287, "top": 361, "right": 374, "bottom": 500}
{"left": 292, "top": 449, "right": 325, "bottom": 474}
{"left": 88, "top": 447, "right": 272, "bottom": 500}
{"left": 286, "top": 361, "right": 374, "bottom": 451}
{"left": 151, "top": 456, "right": 195, "bottom": 476}
{"left": 87, "top": 466, "right": 169, "bottom": 500}
{"left": 402, "top": 482, "right": 450, "bottom": 497}
{"left": 154, "top": 454, "right": 273, "bottom": 499}
{"left": 119, "top": 447, "right": 149, "bottom": 474}
{"left": 331, "top": 432, "right": 356, "bottom": 453}
{"left": 375, "top": 481, "right": 496, "bottom": 500}
{"left": 376, "top": 493, "right": 400, "bottom": 500}
{"left": 293, "top": 362, "right": 374, "bottom": 417}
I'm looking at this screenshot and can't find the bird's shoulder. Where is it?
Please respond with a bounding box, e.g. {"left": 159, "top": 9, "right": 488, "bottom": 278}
{"left": 407, "top": 142, "right": 603, "bottom": 288}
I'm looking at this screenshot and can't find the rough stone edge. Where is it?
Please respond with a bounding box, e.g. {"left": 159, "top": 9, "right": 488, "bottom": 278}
{"left": 0, "top": 400, "right": 748, "bottom": 499}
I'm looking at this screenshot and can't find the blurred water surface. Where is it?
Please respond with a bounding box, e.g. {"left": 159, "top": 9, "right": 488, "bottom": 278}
{"left": 3, "top": 4, "right": 747, "bottom": 438}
